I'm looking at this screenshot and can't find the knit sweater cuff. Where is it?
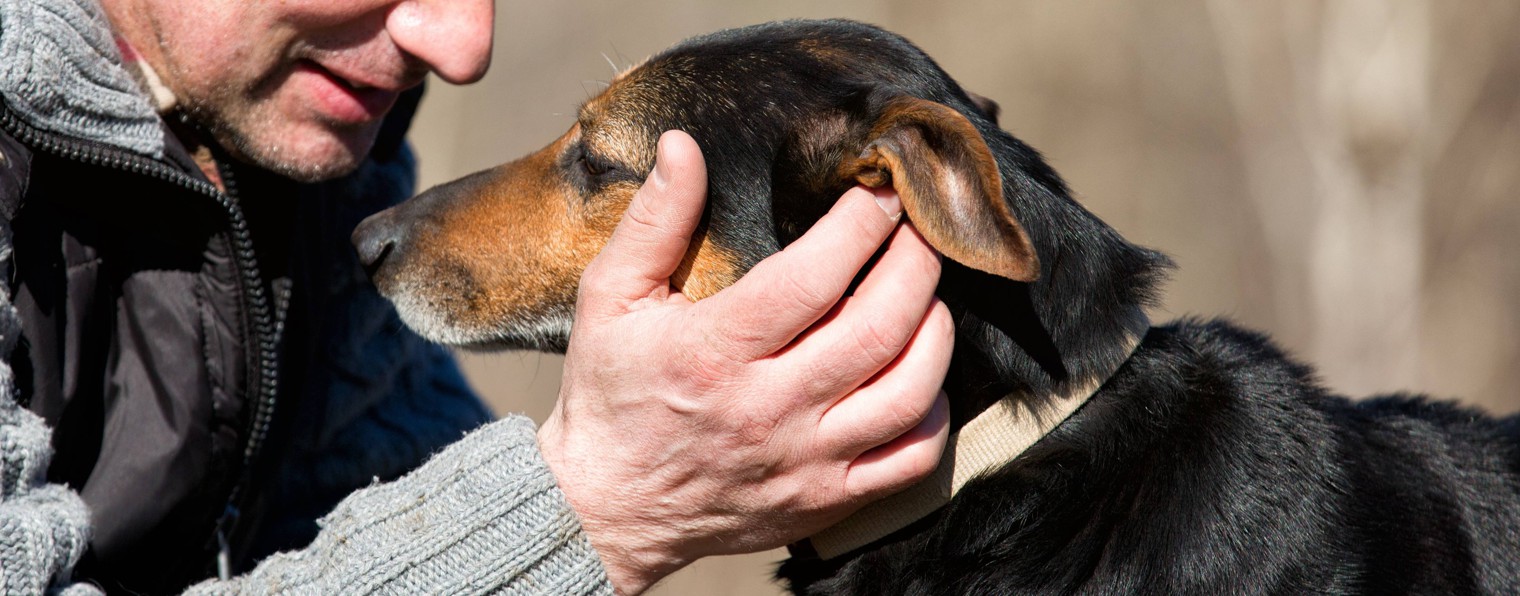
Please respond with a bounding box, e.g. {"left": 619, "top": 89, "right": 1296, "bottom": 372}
{"left": 189, "top": 415, "right": 613, "bottom": 595}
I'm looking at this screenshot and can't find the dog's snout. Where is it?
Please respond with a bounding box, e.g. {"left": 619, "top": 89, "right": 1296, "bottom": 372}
{"left": 352, "top": 211, "right": 403, "bottom": 275}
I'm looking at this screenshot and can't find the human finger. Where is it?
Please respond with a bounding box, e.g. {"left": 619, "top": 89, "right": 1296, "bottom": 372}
{"left": 577, "top": 130, "right": 708, "bottom": 312}
{"left": 779, "top": 223, "right": 943, "bottom": 400}
{"left": 842, "top": 388, "right": 951, "bottom": 499}
{"left": 696, "top": 186, "right": 902, "bottom": 361}
{"left": 814, "top": 298, "right": 954, "bottom": 456}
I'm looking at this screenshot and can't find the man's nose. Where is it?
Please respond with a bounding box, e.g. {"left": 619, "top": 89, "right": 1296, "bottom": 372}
{"left": 387, "top": 0, "right": 494, "bottom": 84}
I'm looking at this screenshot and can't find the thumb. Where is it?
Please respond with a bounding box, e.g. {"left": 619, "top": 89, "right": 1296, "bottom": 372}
{"left": 578, "top": 130, "right": 709, "bottom": 311}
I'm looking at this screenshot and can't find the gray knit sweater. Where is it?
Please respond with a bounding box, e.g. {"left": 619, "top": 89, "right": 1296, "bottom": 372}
{"left": 0, "top": 0, "right": 613, "bottom": 593}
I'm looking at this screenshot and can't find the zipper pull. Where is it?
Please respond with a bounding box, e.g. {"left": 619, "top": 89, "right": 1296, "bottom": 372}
{"left": 215, "top": 505, "right": 240, "bottom": 580}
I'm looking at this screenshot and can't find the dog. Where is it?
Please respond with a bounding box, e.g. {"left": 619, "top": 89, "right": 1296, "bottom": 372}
{"left": 353, "top": 19, "right": 1520, "bottom": 594}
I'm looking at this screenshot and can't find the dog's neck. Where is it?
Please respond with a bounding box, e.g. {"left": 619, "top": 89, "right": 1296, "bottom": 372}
{"left": 777, "top": 112, "right": 1169, "bottom": 559}
{"left": 795, "top": 304, "right": 1149, "bottom": 559}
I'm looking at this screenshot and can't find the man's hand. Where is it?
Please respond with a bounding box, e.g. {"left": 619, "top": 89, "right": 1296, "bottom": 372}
{"left": 537, "top": 131, "right": 953, "bottom": 594}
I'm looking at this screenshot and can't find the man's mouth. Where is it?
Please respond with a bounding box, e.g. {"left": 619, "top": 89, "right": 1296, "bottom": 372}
{"left": 294, "top": 59, "right": 401, "bottom": 125}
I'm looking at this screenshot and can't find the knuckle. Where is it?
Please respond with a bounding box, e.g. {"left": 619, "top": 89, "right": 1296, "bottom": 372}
{"left": 670, "top": 341, "right": 735, "bottom": 393}
{"left": 926, "top": 301, "right": 956, "bottom": 341}
{"left": 790, "top": 363, "right": 863, "bottom": 413}
{"left": 621, "top": 191, "right": 666, "bottom": 232}
{"left": 775, "top": 266, "right": 838, "bottom": 314}
{"left": 851, "top": 315, "right": 910, "bottom": 364}
{"left": 671, "top": 327, "right": 773, "bottom": 393}
{"left": 702, "top": 315, "right": 771, "bottom": 364}
{"left": 909, "top": 242, "right": 942, "bottom": 280}
{"left": 734, "top": 402, "right": 788, "bottom": 448}
{"left": 862, "top": 450, "right": 937, "bottom": 499}
{"left": 898, "top": 225, "right": 942, "bottom": 270}
{"left": 576, "top": 260, "right": 609, "bottom": 294}
{"left": 832, "top": 220, "right": 888, "bottom": 264}
{"left": 884, "top": 388, "right": 933, "bottom": 434}
{"left": 838, "top": 195, "right": 891, "bottom": 238}
{"left": 795, "top": 359, "right": 850, "bottom": 407}
{"left": 573, "top": 269, "right": 622, "bottom": 317}
{"left": 899, "top": 447, "right": 941, "bottom": 485}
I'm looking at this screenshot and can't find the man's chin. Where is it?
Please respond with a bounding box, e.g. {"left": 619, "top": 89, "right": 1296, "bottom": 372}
{"left": 213, "top": 118, "right": 381, "bottom": 183}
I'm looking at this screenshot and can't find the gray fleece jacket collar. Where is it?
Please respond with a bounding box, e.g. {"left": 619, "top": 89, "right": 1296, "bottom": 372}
{"left": 0, "top": 0, "right": 165, "bottom": 158}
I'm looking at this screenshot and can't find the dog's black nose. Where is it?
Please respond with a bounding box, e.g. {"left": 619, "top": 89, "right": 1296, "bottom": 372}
{"left": 352, "top": 211, "right": 403, "bottom": 275}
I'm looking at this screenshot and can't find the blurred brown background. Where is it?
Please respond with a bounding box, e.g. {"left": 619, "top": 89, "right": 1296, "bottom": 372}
{"left": 407, "top": 1, "right": 1520, "bottom": 593}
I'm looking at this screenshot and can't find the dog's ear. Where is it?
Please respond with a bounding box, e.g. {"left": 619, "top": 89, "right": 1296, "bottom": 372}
{"left": 842, "top": 96, "right": 1038, "bottom": 282}
{"left": 965, "top": 90, "right": 1001, "bottom": 126}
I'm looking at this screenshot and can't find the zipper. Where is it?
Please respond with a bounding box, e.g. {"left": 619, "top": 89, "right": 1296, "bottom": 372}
{"left": 211, "top": 160, "right": 285, "bottom": 579}
{"left": 1, "top": 106, "right": 281, "bottom": 579}
{"left": 217, "top": 160, "right": 284, "bottom": 467}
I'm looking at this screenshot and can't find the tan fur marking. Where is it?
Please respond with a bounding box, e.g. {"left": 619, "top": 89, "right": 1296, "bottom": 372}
{"left": 670, "top": 224, "right": 743, "bottom": 301}
{"left": 376, "top": 60, "right": 744, "bottom": 345}
{"left": 398, "top": 124, "right": 631, "bottom": 335}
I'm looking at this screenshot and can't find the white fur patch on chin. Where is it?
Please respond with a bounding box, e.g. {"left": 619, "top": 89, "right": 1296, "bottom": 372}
{"left": 385, "top": 283, "right": 575, "bottom": 352}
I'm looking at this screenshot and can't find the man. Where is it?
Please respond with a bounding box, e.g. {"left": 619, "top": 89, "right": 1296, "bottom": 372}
{"left": 0, "top": 0, "right": 953, "bottom": 594}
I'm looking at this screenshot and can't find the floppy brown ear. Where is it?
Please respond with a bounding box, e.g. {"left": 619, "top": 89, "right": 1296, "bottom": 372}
{"left": 841, "top": 96, "right": 1038, "bottom": 282}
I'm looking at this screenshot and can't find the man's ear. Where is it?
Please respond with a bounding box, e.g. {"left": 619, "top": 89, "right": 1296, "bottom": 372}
{"left": 840, "top": 96, "right": 1038, "bottom": 282}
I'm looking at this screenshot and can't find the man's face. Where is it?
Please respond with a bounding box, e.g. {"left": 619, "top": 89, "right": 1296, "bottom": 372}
{"left": 107, "top": 0, "right": 493, "bottom": 181}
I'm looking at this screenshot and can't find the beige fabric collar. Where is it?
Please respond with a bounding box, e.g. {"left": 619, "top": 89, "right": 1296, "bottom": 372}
{"left": 800, "top": 312, "right": 1150, "bottom": 560}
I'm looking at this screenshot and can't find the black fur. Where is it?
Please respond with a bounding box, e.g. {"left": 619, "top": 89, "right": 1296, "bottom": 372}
{"left": 627, "top": 20, "right": 1171, "bottom": 424}
{"left": 626, "top": 19, "right": 1520, "bottom": 593}
{"left": 780, "top": 319, "right": 1520, "bottom": 593}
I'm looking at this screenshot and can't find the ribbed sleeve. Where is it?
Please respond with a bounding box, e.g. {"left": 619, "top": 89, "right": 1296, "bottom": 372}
{"left": 0, "top": 217, "right": 98, "bottom": 596}
{"left": 186, "top": 416, "right": 614, "bottom": 595}
{"left": 2, "top": 188, "right": 611, "bottom": 595}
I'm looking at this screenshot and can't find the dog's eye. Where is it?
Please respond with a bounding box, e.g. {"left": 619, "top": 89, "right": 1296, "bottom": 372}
{"left": 578, "top": 152, "right": 613, "bottom": 177}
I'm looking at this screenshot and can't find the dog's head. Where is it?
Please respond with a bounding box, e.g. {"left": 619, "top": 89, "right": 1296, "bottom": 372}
{"left": 355, "top": 20, "right": 1165, "bottom": 404}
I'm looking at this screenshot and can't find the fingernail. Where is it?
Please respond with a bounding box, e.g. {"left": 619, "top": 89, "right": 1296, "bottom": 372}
{"left": 650, "top": 133, "right": 672, "bottom": 190}
{"left": 875, "top": 191, "right": 902, "bottom": 221}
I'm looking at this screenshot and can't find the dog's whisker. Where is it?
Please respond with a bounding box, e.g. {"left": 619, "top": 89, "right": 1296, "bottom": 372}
{"left": 600, "top": 51, "right": 620, "bottom": 77}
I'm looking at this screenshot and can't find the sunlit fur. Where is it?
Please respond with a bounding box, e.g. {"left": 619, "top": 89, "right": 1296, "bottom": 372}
{"left": 356, "top": 19, "right": 1520, "bottom": 594}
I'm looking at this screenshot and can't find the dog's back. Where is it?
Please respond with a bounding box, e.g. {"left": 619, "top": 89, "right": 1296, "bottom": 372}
{"left": 781, "top": 319, "right": 1520, "bottom": 594}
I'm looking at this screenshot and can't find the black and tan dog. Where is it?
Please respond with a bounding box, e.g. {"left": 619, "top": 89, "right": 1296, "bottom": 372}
{"left": 353, "top": 19, "right": 1520, "bottom": 594}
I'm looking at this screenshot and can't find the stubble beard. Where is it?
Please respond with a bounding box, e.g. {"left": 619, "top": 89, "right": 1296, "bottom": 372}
{"left": 175, "top": 91, "right": 379, "bottom": 184}
{"left": 139, "top": 15, "right": 375, "bottom": 183}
